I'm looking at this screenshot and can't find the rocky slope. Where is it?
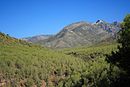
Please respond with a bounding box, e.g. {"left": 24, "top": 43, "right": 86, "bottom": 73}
{"left": 24, "top": 20, "right": 121, "bottom": 48}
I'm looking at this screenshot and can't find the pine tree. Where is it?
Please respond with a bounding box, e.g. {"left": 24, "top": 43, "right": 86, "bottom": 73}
{"left": 107, "top": 14, "right": 130, "bottom": 87}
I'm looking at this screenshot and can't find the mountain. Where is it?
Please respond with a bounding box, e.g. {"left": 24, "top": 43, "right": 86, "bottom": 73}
{"left": 22, "top": 35, "right": 53, "bottom": 43}
{"left": 23, "top": 20, "right": 121, "bottom": 48}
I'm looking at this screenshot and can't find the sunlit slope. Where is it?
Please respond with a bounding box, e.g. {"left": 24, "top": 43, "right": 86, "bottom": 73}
{"left": 0, "top": 33, "right": 87, "bottom": 86}
{"left": 61, "top": 43, "right": 118, "bottom": 60}
{"left": 0, "top": 33, "right": 120, "bottom": 87}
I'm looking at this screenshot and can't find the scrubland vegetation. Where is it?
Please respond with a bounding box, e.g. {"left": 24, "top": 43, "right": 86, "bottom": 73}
{"left": 0, "top": 32, "right": 120, "bottom": 87}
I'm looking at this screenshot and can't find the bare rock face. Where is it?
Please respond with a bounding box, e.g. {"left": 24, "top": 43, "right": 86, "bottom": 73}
{"left": 24, "top": 20, "right": 121, "bottom": 48}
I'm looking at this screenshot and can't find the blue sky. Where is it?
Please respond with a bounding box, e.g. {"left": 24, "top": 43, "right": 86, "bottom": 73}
{"left": 0, "top": 0, "right": 130, "bottom": 38}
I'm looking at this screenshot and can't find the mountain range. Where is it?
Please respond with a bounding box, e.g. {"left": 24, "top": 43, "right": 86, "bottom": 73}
{"left": 23, "top": 20, "right": 121, "bottom": 48}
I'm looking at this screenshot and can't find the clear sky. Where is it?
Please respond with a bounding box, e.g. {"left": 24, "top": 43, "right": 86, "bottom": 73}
{"left": 0, "top": 0, "right": 130, "bottom": 38}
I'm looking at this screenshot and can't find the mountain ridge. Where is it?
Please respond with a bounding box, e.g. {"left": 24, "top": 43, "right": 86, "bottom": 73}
{"left": 23, "top": 20, "right": 121, "bottom": 48}
{"left": 22, "top": 35, "right": 53, "bottom": 43}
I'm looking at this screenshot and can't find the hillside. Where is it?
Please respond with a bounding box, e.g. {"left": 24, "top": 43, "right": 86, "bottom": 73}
{"left": 22, "top": 35, "right": 53, "bottom": 43}
{"left": 25, "top": 20, "right": 121, "bottom": 48}
{"left": 0, "top": 32, "right": 121, "bottom": 87}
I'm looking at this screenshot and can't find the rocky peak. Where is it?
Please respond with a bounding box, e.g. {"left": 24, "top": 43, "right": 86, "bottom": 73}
{"left": 112, "top": 21, "right": 121, "bottom": 27}
{"left": 96, "top": 20, "right": 105, "bottom": 24}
